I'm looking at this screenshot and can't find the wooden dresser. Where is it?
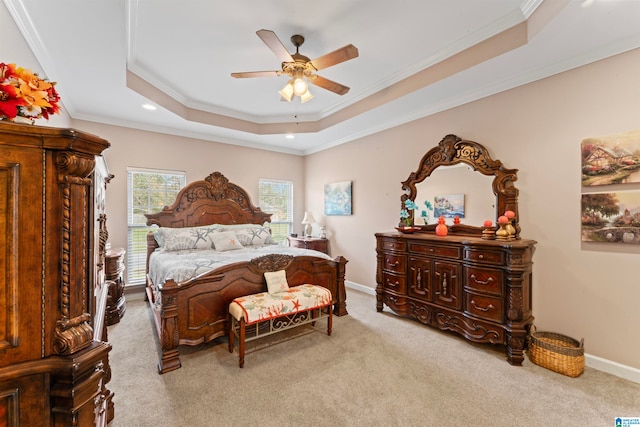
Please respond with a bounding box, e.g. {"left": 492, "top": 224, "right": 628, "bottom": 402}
{"left": 0, "top": 122, "right": 113, "bottom": 425}
{"left": 377, "top": 134, "right": 536, "bottom": 365}
{"left": 376, "top": 233, "right": 535, "bottom": 365}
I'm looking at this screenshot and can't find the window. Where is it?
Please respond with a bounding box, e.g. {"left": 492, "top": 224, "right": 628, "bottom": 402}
{"left": 258, "top": 179, "right": 293, "bottom": 245}
{"left": 127, "top": 168, "right": 186, "bottom": 284}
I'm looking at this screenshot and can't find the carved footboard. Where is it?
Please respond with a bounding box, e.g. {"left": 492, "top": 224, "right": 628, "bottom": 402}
{"left": 145, "top": 253, "right": 348, "bottom": 374}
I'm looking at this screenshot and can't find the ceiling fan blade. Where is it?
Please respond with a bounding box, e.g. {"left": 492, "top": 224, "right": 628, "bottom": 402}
{"left": 310, "top": 75, "right": 350, "bottom": 95}
{"left": 231, "top": 71, "right": 280, "bottom": 78}
{"left": 310, "top": 44, "right": 359, "bottom": 70}
{"left": 256, "top": 29, "right": 294, "bottom": 63}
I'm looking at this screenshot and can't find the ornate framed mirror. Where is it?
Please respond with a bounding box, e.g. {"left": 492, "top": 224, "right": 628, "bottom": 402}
{"left": 401, "top": 134, "right": 521, "bottom": 238}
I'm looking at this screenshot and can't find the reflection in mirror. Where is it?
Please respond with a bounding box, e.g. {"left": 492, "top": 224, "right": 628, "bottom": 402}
{"left": 414, "top": 164, "right": 495, "bottom": 226}
{"left": 401, "top": 134, "right": 520, "bottom": 238}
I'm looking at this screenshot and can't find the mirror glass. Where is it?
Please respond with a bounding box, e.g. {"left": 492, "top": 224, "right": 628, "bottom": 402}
{"left": 414, "top": 164, "right": 496, "bottom": 226}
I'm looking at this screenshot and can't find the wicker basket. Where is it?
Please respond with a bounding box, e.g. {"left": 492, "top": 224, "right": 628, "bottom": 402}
{"left": 527, "top": 329, "right": 584, "bottom": 377}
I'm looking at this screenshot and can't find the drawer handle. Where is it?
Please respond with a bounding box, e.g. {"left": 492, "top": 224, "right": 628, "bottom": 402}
{"left": 470, "top": 274, "right": 494, "bottom": 286}
{"left": 471, "top": 300, "right": 494, "bottom": 312}
{"left": 387, "top": 260, "right": 399, "bottom": 267}
{"left": 477, "top": 254, "right": 484, "bottom": 259}
{"left": 387, "top": 279, "right": 400, "bottom": 287}
{"left": 429, "top": 248, "right": 434, "bottom": 252}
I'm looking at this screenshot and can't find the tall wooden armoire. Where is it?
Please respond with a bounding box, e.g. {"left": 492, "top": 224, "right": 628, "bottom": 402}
{"left": 0, "top": 121, "right": 114, "bottom": 426}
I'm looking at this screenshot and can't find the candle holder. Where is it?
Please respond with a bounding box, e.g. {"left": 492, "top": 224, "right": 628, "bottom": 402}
{"left": 482, "top": 226, "right": 496, "bottom": 240}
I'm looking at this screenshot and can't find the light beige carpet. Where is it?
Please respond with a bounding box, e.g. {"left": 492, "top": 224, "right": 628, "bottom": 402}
{"left": 107, "top": 289, "right": 640, "bottom": 426}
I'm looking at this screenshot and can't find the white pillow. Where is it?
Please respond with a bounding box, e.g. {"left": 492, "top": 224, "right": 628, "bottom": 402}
{"left": 219, "top": 223, "right": 264, "bottom": 231}
{"left": 235, "top": 226, "right": 274, "bottom": 246}
{"left": 155, "top": 225, "right": 220, "bottom": 251}
{"left": 264, "top": 270, "right": 289, "bottom": 294}
{"left": 211, "top": 231, "right": 244, "bottom": 252}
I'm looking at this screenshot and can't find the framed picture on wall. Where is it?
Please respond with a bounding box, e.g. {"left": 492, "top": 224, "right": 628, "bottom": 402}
{"left": 581, "top": 190, "right": 640, "bottom": 243}
{"left": 581, "top": 130, "right": 640, "bottom": 186}
{"left": 324, "top": 181, "right": 352, "bottom": 215}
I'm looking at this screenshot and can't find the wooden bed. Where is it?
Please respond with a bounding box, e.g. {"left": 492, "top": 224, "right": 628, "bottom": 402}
{"left": 144, "top": 171, "right": 348, "bottom": 374}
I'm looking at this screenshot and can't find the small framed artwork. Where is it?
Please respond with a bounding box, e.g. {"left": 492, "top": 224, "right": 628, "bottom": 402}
{"left": 581, "top": 190, "right": 640, "bottom": 243}
{"left": 581, "top": 130, "right": 640, "bottom": 186}
{"left": 324, "top": 181, "right": 352, "bottom": 215}
{"left": 433, "top": 193, "right": 465, "bottom": 218}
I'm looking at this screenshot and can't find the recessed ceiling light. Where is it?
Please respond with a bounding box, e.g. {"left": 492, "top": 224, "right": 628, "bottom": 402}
{"left": 285, "top": 134, "right": 295, "bottom": 139}
{"left": 142, "top": 104, "right": 157, "bottom": 111}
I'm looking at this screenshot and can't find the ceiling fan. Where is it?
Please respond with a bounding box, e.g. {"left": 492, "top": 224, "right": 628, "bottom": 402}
{"left": 231, "top": 29, "right": 359, "bottom": 103}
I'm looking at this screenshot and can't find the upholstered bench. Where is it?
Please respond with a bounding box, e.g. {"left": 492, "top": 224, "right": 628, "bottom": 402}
{"left": 228, "top": 283, "right": 333, "bottom": 368}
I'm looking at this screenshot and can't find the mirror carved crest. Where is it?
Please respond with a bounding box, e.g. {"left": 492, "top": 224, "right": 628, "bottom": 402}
{"left": 402, "top": 134, "right": 521, "bottom": 238}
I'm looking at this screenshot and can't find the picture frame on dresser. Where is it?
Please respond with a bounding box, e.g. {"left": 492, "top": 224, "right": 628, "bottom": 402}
{"left": 376, "top": 134, "right": 537, "bottom": 366}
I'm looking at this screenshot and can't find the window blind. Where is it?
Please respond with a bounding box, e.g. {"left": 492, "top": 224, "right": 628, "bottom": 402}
{"left": 127, "top": 168, "right": 186, "bottom": 284}
{"left": 258, "top": 179, "right": 293, "bottom": 245}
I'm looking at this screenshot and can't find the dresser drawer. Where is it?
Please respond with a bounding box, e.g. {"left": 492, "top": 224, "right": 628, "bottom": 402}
{"left": 465, "top": 248, "right": 504, "bottom": 265}
{"left": 382, "top": 272, "right": 406, "bottom": 294}
{"left": 382, "top": 238, "right": 406, "bottom": 251}
{"left": 408, "top": 243, "right": 461, "bottom": 259}
{"left": 464, "top": 266, "right": 503, "bottom": 295}
{"left": 383, "top": 253, "right": 405, "bottom": 273}
{"left": 465, "top": 292, "right": 503, "bottom": 322}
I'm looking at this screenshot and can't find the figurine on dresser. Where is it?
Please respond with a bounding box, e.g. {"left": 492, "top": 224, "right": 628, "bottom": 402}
{"left": 375, "top": 134, "right": 536, "bottom": 366}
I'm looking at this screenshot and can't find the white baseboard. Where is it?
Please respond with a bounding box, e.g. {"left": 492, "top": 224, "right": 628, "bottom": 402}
{"left": 344, "top": 281, "right": 640, "bottom": 384}
{"left": 585, "top": 354, "right": 640, "bottom": 384}
{"left": 345, "top": 280, "right": 375, "bottom": 295}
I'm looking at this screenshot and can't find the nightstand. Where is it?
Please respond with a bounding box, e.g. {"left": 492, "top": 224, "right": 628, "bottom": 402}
{"left": 105, "top": 247, "right": 127, "bottom": 325}
{"left": 287, "top": 236, "right": 329, "bottom": 255}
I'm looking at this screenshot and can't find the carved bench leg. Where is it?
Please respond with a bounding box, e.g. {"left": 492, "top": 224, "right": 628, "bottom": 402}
{"left": 238, "top": 318, "right": 245, "bottom": 368}
{"left": 228, "top": 313, "right": 235, "bottom": 354}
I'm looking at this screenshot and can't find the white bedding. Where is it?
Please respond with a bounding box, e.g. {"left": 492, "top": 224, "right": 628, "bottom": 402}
{"left": 148, "top": 244, "right": 332, "bottom": 288}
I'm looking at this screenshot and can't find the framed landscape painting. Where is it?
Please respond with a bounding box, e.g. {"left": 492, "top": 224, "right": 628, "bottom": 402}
{"left": 581, "top": 130, "right": 640, "bottom": 186}
{"left": 324, "top": 181, "right": 352, "bottom": 215}
{"left": 581, "top": 190, "right": 640, "bottom": 243}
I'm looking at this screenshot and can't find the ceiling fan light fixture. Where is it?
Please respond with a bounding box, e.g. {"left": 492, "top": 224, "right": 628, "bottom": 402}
{"left": 292, "top": 77, "right": 308, "bottom": 96}
{"left": 300, "top": 88, "right": 313, "bottom": 104}
{"left": 279, "top": 82, "right": 294, "bottom": 102}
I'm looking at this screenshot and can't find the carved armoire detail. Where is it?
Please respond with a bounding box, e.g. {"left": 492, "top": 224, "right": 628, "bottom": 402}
{"left": 376, "top": 134, "right": 536, "bottom": 365}
{"left": 0, "top": 121, "right": 113, "bottom": 426}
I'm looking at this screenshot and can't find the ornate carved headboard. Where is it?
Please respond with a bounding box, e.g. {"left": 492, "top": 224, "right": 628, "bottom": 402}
{"left": 145, "top": 171, "right": 272, "bottom": 228}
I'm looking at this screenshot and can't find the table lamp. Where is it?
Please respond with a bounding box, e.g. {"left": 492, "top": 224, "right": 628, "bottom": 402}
{"left": 301, "top": 212, "right": 316, "bottom": 237}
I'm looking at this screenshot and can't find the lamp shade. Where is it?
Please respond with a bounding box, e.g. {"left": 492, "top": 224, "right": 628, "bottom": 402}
{"left": 279, "top": 82, "right": 294, "bottom": 102}
{"left": 299, "top": 89, "right": 313, "bottom": 103}
{"left": 292, "top": 77, "right": 308, "bottom": 96}
{"left": 301, "top": 211, "right": 316, "bottom": 224}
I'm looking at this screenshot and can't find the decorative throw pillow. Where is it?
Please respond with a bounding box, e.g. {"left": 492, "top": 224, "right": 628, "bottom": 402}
{"left": 235, "top": 226, "right": 274, "bottom": 246}
{"left": 220, "top": 223, "right": 263, "bottom": 231}
{"left": 155, "top": 225, "right": 220, "bottom": 251}
{"left": 211, "top": 231, "right": 244, "bottom": 252}
{"left": 264, "top": 270, "right": 289, "bottom": 294}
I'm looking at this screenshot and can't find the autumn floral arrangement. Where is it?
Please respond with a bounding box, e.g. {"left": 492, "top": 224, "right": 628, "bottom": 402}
{"left": 0, "top": 62, "right": 61, "bottom": 124}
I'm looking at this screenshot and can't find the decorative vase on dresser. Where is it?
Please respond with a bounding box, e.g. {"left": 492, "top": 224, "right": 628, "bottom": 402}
{"left": 376, "top": 134, "right": 536, "bottom": 365}
{"left": 0, "top": 121, "right": 114, "bottom": 425}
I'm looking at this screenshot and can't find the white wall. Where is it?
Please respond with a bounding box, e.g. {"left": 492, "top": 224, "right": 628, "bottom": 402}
{"left": 0, "top": 4, "right": 72, "bottom": 128}
{"left": 305, "top": 47, "right": 640, "bottom": 370}
{"left": 72, "top": 121, "right": 305, "bottom": 256}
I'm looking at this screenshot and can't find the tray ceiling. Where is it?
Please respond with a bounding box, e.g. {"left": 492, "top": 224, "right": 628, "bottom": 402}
{"left": 5, "top": 0, "right": 640, "bottom": 154}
